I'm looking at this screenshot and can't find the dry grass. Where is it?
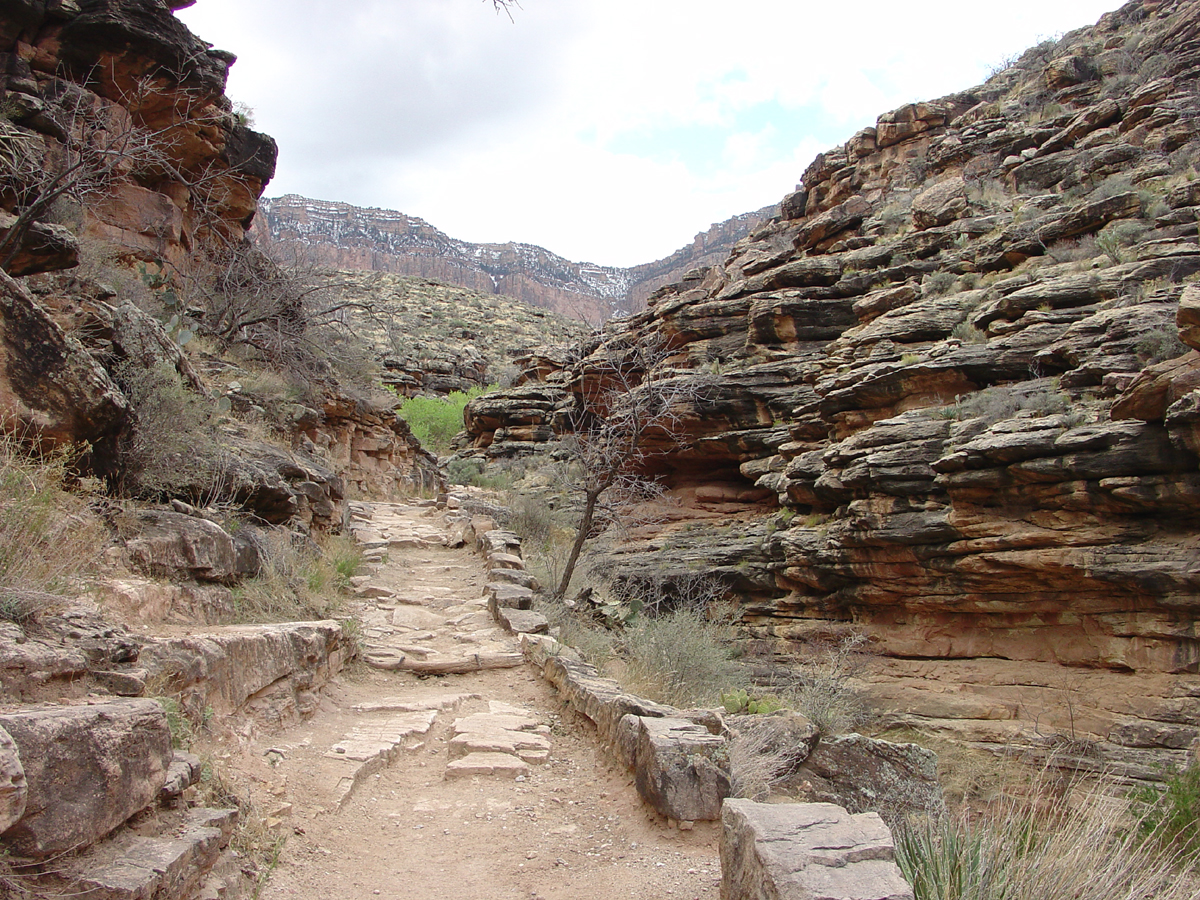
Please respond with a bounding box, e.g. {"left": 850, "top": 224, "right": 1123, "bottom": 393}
{"left": 193, "top": 756, "right": 286, "bottom": 897}
{"left": 728, "top": 716, "right": 813, "bottom": 801}
{"left": 0, "top": 428, "right": 106, "bottom": 623}
{"left": 789, "top": 632, "right": 874, "bottom": 735}
{"left": 230, "top": 531, "right": 361, "bottom": 623}
{"left": 896, "top": 774, "right": 1200, "bottom": 900}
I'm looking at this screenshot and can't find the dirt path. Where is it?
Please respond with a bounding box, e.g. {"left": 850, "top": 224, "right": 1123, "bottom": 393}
{"left": 223, "top": 501, "right": 720, "bottom": 900}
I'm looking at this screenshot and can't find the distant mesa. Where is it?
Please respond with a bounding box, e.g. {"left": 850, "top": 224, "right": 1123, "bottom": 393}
{"left": 252, "top": 195, "right": 778, "bottom": 325}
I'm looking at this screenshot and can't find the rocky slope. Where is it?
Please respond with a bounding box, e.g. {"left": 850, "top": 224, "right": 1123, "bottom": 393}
{"left": 330, "top": 272, "right": 590, "bottom": 397}
{"left": 464, "top": 0, "right": 1200, "bottom": 780}
{"left": 255, "top": 194, "right": 777, "bottom": 324}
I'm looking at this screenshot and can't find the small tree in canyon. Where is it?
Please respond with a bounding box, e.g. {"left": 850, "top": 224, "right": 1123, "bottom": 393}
{"left": 552, "top": 338, "right": 701, "bottom": 599}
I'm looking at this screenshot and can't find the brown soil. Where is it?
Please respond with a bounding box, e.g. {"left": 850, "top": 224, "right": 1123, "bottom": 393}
{"left": 210, "top": 505, "right": 721, "bottom": 900}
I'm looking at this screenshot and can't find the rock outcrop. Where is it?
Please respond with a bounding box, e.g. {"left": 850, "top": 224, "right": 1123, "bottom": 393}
{"left": 721, "top": 800, "right": 914, "bottom": 900}
{"left": 256, "top": 195, "right": 777, "bottom": 324}
{"left": 0, "top": 0, "right": 277, "bottom": 274}
{"left": 466, "top": 0, "right": 1200, "bottom": 779}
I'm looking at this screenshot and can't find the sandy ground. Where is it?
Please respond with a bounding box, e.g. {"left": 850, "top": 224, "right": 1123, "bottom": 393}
{"left": 213, "top": 506, "right": 722, "bottom": 900}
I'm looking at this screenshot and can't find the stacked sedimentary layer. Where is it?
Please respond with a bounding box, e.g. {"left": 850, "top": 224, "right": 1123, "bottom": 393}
{"left": 466, "top": 0, "right": 1200, "bottom": 774}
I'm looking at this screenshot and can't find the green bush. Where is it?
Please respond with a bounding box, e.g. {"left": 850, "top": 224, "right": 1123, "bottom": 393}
{"left": 398, "top": 384, "right": 497, "bottom": 456}
{"left": 1131, "top": 765, "right": 1200, "bottom": 863}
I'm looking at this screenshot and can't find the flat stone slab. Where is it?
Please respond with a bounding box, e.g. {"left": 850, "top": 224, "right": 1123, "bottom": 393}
{"left": 721, "top": 800, "right": 914, "bottom": 900}
{"left": 392, "top": 607, "right": 447, "bottom": 629}
{"left": 352, "top": 693, "right": 480, "bottom": 714}
{"left": 327, "top": 710, "right": 439, "bottom": 762}
{"left": 328, "top": 710, "right": 440, "bottom": 808}
{"left": 496, "top": 607, "right": 549, "bottom": 635}
{"left": 445, "top": 752, "right": 531, "bottom": 779}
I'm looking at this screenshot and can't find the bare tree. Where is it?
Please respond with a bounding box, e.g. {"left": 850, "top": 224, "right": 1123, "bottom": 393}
{"left": 553, "top": 337, "right": 702, "bottom": 598}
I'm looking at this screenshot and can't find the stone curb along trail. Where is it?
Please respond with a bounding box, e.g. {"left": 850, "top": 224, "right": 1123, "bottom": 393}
{"left": 279, "top": 497, "right": 915, "bottom": 900}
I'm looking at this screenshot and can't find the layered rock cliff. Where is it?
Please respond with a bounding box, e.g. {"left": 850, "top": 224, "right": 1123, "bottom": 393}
{"left": 255, "top": 194, "right": 777, "bottom": 325}
{"left": 464, "top": 0, "right": 1200, "bottom": 778}
{"left": 0, "top": 0, "right": 278, "bottom": 272}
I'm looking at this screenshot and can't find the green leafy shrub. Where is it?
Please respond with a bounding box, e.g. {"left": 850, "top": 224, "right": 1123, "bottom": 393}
{"left": 398, "top": 384, "right": 497, "bottom": 455}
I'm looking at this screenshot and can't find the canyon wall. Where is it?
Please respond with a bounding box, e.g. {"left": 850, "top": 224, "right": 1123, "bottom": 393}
{"left": 255, "top": 194, "right": 777, "bottom": 325}
{"left": 464, "top": 0, "right": 1200, "bottom": 777}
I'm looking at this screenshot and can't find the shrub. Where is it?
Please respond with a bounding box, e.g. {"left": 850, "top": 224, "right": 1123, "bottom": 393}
{"left": 1137, "top": 328, "right": 1190, "bottom": 364}
{"left": 790, "top": 633, "right": 873, "bottom": 734}
{"left": 951, "top": 381, "right": 1070, "bottom": 427}
{"left": 231, "top": 531, "right": 359, "bottom": 623}
{"left": 923, "top": 271, "right": 959, "bottom": 298}
{"left": 1047, "top": 235, "right": 1099, "bottom": 264}
{"left": 1130, "top": 765, "right": 1200, "bottom": 863}
{"left": 622, "top": 604, "right": 738, "bottom": 707}
{"left": 952, "top": 320, "right": 988, "bottom": 343}
{"left": 398, "top": 384, "right": 497, "bottom": 456}
{"left": 1096, "top": 221, "right": 1150, "bottom": 264}
{"left": 114, "top": 361, "right": 223, "bottom": 500}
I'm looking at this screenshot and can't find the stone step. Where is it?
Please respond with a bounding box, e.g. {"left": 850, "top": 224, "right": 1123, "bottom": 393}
{"left": 444, "top": 751, "right": 531, "bottom": 780}
{"left": 351, "top": 693, "right": 480, "bottom": 714}
{"left": 328, "top": 710, "right": 440, "bottom": 809}
{"left": 63, "top": 808, "right": 238, "bottom": 900}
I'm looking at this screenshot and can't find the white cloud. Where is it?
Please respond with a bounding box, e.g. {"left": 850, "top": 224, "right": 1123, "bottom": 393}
{"left": 178, "top": 0, "right": 1121, "bottom": 266}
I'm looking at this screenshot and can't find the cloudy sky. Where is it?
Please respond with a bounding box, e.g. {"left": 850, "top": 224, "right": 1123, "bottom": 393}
{"left": 177, "top": 0, "right": 1121, "bottom": 268}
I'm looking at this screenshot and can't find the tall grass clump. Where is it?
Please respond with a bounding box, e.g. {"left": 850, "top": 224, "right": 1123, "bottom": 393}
{"left": 896, "top": 778, "right": 1200, "bottom": 900}
{"left": 1131, "top": 765, "right": 1200, "bottom": 863}
{"left": 0, "top": 428, "right": 106, "bottom": 623}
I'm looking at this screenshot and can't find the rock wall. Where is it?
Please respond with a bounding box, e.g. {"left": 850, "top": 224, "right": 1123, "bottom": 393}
{"left": 255, "top": 195, "right": 776, "bottom": 324}
{"left": 465, "top": 0, "right": 1200, "bottom": 777}
{"left": 0, "top": 0, "right": 277, "bottom": 272}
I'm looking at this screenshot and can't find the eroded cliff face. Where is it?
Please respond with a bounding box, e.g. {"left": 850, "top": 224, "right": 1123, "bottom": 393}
{"left": 0, "top": 0, "right": 278, "bottom": 272}
{"left": 465, "top": 0, "right": 1200, "bottom": 775}
{"left": 255, "top": 194, "right": 777, "bottom": 325}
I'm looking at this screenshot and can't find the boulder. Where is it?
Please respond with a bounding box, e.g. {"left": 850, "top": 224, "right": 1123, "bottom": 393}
{"left": 0, "top": 269, "right": 127, "bottom": 470}
{"left": 721, "top": 800, "right": 914, "bottom": 900}
{"left": 0, "top": 213, "right": 79, "bottom": 276}
{"left": 786, "top": 734, "right": 943, "bottom": 828}
{"left": 0, "top": 726, "right": 26, "bottom": 834}
{"left": 911, "top": 177, "right": 967, "bottom": 230}
{"left": 618, "top": 715, "right": 730, "bottom": 822}
{"left": 124, "top": 510, "right": 239, "bottom": 584}
{"left": 0, "top": 699, "right": 172, "bottom": 857}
